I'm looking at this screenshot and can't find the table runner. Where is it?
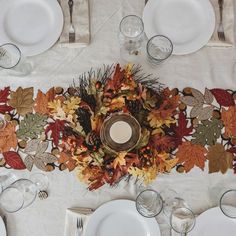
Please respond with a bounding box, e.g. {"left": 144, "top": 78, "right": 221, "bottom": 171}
{"left": 1, "top": 1, "right": 236, "bottom": 236}
{"left": 0, "top": 64, "right": 235, "bottom": 192}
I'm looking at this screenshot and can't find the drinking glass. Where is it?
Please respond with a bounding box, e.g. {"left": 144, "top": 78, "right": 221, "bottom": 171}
{"left": 0, "top": 173, "right": 18, "bottom": 193}
{"left": 0, "top": 179, "right": 37, "bottom": 213}
{"left": 146, "top": 35, "right": 173, "bottom": 65}
{"left": 0, "top": 43, "right": 33, "bottom": 76}
{"left": 220, "top": 189, "right": 236, "bottom": 218}
{"left": 136, "top": 189, "right": 163, "bottom": 217}
{"left": 170, "top": 207, "right": 196, "bottom": 235}
{"left": 30, "top": 173, "right": 49, "bottom": 191}
{"left": 118, "top": 15, "right": 145, "bottom": 61}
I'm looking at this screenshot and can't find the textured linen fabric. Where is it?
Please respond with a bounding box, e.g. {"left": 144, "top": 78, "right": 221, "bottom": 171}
{"left": 0, "top": 1, "right": 236, "bottom": 236}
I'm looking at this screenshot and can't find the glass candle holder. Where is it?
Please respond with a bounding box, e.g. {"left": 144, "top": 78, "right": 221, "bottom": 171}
{"left": 118, "top": 15, "right": 145, "bottom": 61}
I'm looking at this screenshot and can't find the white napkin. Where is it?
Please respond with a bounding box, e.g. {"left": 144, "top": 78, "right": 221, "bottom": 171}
{"left": 208, "top": 0, "right": 235, "bottom": 47}
{"left": 59, "top": 0, "right": 90, "bottom": 48}
{"left": 64, "top": 208, "right": 92, "bottom": 236}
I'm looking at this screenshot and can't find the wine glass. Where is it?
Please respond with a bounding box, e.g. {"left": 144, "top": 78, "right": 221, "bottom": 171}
{"left": 220, "top": 189, "right": 236, "bottom": 218}
{"left": 135, "top": 189, "right": 163, "bottom": 217}
{"left": 0, "top": 43, "right": 33, "bottom": 76}
{"left": 170, "top": 206, "right": 196, "bottom": 235}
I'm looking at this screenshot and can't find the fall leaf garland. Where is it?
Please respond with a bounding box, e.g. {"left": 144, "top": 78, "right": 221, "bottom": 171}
{"left": 0, "top": 66, "right": 235, "bottom": 190}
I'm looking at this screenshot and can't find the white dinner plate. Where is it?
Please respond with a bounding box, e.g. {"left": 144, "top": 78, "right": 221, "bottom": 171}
{"left": 84, "top": 200, "right": 161, "bottom": 236}
{"left": 0, "top": 0, "right": 64, "bottom": 56}
{"left": 189, "top": 207, "right": 236, "bottom": 236}
{"left": 143, "top": 0, "right": 215, "bottom": 55}
{"left": 0, "top": 217, "right": 6, "bottom": 236}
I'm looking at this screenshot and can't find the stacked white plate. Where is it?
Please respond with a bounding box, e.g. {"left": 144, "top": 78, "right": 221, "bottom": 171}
{"left": 0, "top": 0, "right": 64, "bottom": 56}
{"left": 143, "top": 0, "right": 215, "bottom": 55}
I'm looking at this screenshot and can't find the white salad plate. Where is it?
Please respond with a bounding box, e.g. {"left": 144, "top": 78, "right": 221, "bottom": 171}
{"left": 84, "top": 199, "right": 161, "bottom": 236}
{"left": 0, "top": 0, "right": 64, "bottom": 56}
{"left": 189, "top": 207, "right": 236, "bottom": 236}
{"left": 143, "top": 0, "right": 215, "bottom": 55}
{"left": 0, "top": 216, "right": 6, "bottom": 236}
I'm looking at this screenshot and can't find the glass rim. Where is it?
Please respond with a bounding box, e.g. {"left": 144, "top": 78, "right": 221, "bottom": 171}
{"left": 135, "top": 189, "right": 164, "bottom": 218}
{"left": 170, "top": 206, "right": 196, "bottom": 234}
{"left": 30, "top": 172, "right": 49, "bottom": 190}
{"left": 0, "top": 186, "right": 25, "bottom": 213}
{"left": 146, "top": 35, "right": 173, "bottom": 61}
{"left": 119, "top": 15, "right": 144, "bottom": 39}
{"left": 219, "top": 189, "right": 236, "bottom": 219}
{"left": 0, "top": 43, "right": 22, "bottom": 69}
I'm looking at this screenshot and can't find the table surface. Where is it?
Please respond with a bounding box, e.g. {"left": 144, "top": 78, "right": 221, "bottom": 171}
{"left": 1, "top": 0, "right": 236, "bottom": 236}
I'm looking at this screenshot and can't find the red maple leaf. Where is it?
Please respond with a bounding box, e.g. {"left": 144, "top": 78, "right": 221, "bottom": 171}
{"left": 173, "top": 112, "right": 193, "bottom": 146}
{"left": 0, "top": 87, "right": 10, "bottom": 103}
{"left": 211, "top": 89, "right": 235, "bottom": 107}
{"left": 3, "top": 151, "right": 26, "bottom": 170}
{"left": 0, "top": 87, "right": 13, "bottom": 114}
{"left": 150, "top": 134, "right": 176, "bottom": 152}
{"left": 45, "top": 120, "right": 66, "bottom": 146}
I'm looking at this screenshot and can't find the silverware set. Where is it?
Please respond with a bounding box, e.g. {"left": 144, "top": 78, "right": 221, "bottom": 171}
{"left": 68, "top": 0, "right": 76, "bottom": 43}
{"left": 217, "top": 0, "right": 225, "bottom": 41}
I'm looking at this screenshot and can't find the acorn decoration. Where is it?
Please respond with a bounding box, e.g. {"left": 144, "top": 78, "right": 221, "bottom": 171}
{"left": 126, "top": 99, "right": 142, "bottom": 115}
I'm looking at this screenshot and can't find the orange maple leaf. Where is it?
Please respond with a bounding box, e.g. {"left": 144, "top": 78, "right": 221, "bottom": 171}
{"left": 221, "top": 106, "right": 236, "bottom": 138}
{"left": 34, "top": 88, "right": 55, "bottom": 114}
{"left": 0, "top": 122, "right": 17, "bottom": 153}
{"left": 176, "top": 141, "right": 207, "bottom": 172}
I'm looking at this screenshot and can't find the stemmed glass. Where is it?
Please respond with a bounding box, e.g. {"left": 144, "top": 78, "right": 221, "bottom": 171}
{"left": 220, "top": 189, "right": 236, "bottom": 218}
{"left": 0, "top": 43, "right": 33, "bottom": 76}
{"left": 0, "top": 173, "right": 49, "bottom": 213}
{"left": 118, "top": 15, "right": 145, "bottom": 61}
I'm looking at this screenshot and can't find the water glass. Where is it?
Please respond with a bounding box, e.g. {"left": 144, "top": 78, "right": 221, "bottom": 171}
{"left": 136, "top": 189, "right": 163, "bottom": 217}
{"left": 119, "top": 15, "right": 145, "bottom": 61}
{"left": 170, "top": 207, "right": 195, "bottom": 235}
{"left": 0, "top": 43, "right": 33, "bottom": 76}
{"left": 220, "top": 189, "right": 236, "bottom": 218}
{"left": 146, "top": 35, "right": 173, "bottom": 65}
{"left": 0, "top": 179, "right": 37, "bottom": 213}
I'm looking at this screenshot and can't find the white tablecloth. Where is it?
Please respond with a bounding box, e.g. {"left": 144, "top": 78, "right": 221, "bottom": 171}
{"left": 1, "top": 0, "right": 236, "bottom": 235}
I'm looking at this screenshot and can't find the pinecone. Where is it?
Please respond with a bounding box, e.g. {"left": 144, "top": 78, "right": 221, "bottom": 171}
{"left": 86, "top": 131, "right": 101, "bottom": 150}
{"left": 76, "top": 108, "right": 92, "bottom": 134}
{"left": 126, "top": 100, "right": 142, "bottom": 115}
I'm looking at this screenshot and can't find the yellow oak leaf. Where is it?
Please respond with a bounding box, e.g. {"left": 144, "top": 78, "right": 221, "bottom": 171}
{"left": 48, "top": 99, "right": 62, "bottom": 113}
{"left": 113, "top": 151, "right": 127, "bottom": 169}
{"left": 155, "top": 152, "right": 178, "bottom": 173}
{"left": 9, "top": 87, "right": 34, "bottom": 116}
{"left": 63, "top": 97, "right": 81, "bottom": 114}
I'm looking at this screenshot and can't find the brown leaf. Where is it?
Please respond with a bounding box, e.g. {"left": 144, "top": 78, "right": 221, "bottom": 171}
{"left": 34, "top": 158, "right": 46, "bottom": 171}
{"left": 0, "top": 122, "right": 17, "bottom": 153}
{"left": 180, "top": 96, "right": 199, "bottom": 106}
{"left": 207, "top": 143, "right": 233, "bottom": 174}
{"left": 176, "top": 141, "right": 207, "bottom": 172}
{"left": 9, "top": 87, "right": 34, "bottom": 116}
{"left": 221, "top": 106, "right": 236, "bottom": 138}
{"left": 24, "top": 155, "right": 34, "bottom": 171}
{"left": 192, "top": 88, "right": 204, "bottom": 103}
{"left": 197, "top": 106, "right": 214, "bottom": 121}
{"left": 190, "top": 104, "right": 203, "bottom": 118}
{"left": 34, "top": 88, "right": 55, "bottom": 114}
{"left": 204, "top": 88, "right": 214, "bottom": 104}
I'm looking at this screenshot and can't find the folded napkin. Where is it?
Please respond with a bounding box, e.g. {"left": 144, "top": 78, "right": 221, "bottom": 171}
{"left": 64, "top": 207, "right": 93, "bottom": 236}
{"left": 208, "top": 0, "right": 235, "bottom": 47}
{"left": 59, "top": 0, "right": 90, "bottom": 47}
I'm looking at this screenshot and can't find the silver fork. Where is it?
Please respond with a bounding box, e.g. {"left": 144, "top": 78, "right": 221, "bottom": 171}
{"left": 217, "top": 0, "right": 225, "bottom": 41}
{"left": 76, "top": 217, "right": 83, "bottom": 236}
{"left": 68, "top": 0, "right": 76, "bottom": 43}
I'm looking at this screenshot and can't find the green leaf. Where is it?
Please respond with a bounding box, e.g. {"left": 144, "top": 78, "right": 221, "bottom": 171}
{"left": 191, "top": 119, "right": 223, "bottom": 146}
{"left": 17, "top": 113, "right": 47, "bottom": 140}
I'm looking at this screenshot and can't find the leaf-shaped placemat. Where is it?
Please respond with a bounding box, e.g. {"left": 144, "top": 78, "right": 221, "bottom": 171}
{"left": 191, "top": 119, "right": 223, "bottom": 146}
{"left": 9, "top": 87, "right": 34, "bottom": 116}
{"left": 17, "top": 113, "right": 47, "bottom": 140}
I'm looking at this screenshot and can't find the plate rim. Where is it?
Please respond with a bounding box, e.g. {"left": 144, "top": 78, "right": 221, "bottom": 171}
{"left": 84, "top": 199, "right": 161, "bottom": 236}
{"left": 0, "top": 216, "right": 6, "bottom": 236}
{"left": 143, "top": 0, "right": 216, "bottom": 55}
{"left": 189, "top": 207, "right": 236, "bottom": 236}
{"left": 0, "top": 0, "right": 64, "bottom": 56}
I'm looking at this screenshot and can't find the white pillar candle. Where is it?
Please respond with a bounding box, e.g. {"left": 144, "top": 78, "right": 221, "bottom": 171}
{"left": 109, "top": 121, "right": 132, "bottom": 144}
